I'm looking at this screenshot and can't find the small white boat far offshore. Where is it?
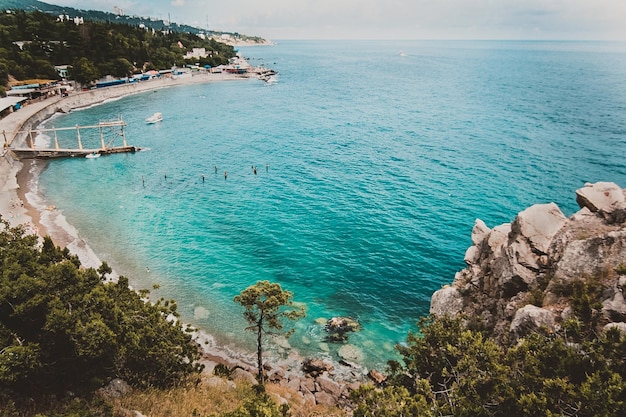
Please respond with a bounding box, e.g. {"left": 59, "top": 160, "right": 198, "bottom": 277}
{"left": 85, "top": 152, "right": 100, "bottom": 159}
{"left": 146, "top": 112, "right": 163, "bottom": 124}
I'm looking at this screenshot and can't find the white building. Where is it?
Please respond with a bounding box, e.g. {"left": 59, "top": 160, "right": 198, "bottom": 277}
{"left": 184, "top": 48, "right": 209, "bottom": 60}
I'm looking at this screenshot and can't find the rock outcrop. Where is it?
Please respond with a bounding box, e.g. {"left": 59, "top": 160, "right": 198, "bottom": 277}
{"left": 431, "top": 182, "right": 626, "bottom": 343}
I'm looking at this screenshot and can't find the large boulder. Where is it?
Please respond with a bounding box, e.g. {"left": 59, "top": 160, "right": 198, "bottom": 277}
{"left": 302, "top": 358, "right": 334, "bottom": 377}
{"left": 603, "top": 291, "right": 626, "bottom": 322}
{"left": 231, "top": 368, "right": 257, "bottom": 385}
{"left": 576, "top": 182, "right": 626, "bottom": 214}
{"left": 509, "top": 203, "right": 567, "bottom": 255}
{"left": 471, "top": 219, "right": 491, "bottom": 245}
{"left": 325, "top": 317, "right": 360, "bottom": 342}
{"left": 431, "top": 184, "right": 626, "bottom": 343}
{"left": 430, "top": 286, "right": 464, "bottom": 317}
{"left": 97, "top": 378, "right": 131, "bottom": 399}
{"left": 510, "top": 305, "right": 556, "bottom": 339}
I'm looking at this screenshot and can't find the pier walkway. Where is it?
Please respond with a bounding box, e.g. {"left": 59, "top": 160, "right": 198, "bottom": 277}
{"left": 4, "top": 118, "right": 141, "bottom": 159}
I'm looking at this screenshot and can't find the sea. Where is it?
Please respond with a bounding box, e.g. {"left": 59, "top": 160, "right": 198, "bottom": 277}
{"left": 30, "top": 40, "right": 626, "bottom": 370}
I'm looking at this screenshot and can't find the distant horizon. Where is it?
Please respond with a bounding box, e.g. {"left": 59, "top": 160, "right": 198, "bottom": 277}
{"left": 43, "top": 0, "right": 626, "bottom": 43}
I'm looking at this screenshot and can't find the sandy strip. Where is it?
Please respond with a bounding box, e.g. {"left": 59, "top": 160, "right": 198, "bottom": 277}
{"left": 1, "top": 71, "right": 252, "bottom": 233}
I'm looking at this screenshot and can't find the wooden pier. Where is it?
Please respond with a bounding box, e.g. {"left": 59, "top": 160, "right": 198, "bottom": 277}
{"left": 4, "top": 118, "right": 142, "bottom": 159}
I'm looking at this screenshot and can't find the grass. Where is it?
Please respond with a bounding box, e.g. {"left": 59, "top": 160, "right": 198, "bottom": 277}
{"left": 110, "top": 375, "right": 347, "bottom": 417}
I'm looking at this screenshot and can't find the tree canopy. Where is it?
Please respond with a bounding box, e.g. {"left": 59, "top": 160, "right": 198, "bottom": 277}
{"left": 0, "top": 9, "right": 237, "bottom": 89}
{"left": 0, "top": 217, "right": 204, "bottom": 408}
{"left": 234, "top": 281, "right": 304, "bottom": 384}
{"left": 351, "top": 314, "right": 626, "bottom": 416}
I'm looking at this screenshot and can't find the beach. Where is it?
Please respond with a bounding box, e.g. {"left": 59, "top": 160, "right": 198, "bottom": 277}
{"left": 0, "top": 69, "right": 275, "bottom": 372}
{"left": 1, "top": 70, "right": 252, "bottom": 237}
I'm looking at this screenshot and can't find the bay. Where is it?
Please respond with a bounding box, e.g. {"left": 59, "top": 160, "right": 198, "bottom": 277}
{"left": 36, "top": 40, "right": 626, "bottom": 368}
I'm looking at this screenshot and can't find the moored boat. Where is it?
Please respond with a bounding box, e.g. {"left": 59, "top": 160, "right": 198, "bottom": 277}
{"left": 146, "top": 112, "right": 163, "bottom": 124}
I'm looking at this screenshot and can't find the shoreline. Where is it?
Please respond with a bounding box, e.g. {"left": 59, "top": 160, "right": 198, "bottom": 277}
{"left": 0, "top": 69, "right": 368, "bottom": 387}
{"left": 1, "top": 70, "right": 268, "bottom": 365}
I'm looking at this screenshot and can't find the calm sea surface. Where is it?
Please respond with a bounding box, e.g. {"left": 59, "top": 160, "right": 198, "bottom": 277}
{"left": 36, "top": 40, "right": 626, "bottom": 368}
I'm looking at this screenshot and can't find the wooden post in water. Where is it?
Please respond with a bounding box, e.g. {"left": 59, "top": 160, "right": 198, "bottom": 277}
{"left": 121, "top": 122, "right": 127, "bottom": 147}
{"left": 28, "top": 130, "right": 34, "bottom": 149}
{"left": 99, "top": 125, "right": 106, "bottom": 150}
{"left": 76, "top": 124, "right": 83, "bottom": 150}
{"left": 53, "top": 128, "right": 59, "bottom": 150}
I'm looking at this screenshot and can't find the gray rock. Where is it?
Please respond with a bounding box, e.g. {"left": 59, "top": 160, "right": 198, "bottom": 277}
{"left": 464, "top": 245, "right": 480, "bottom": 265}
{"left": 430, "top": 286, "right": 464, "bottom": 316}
{"left": 604, "top": 322, "right": 626, "bottom": 333}
{"left": 231, "top": 368, "right": 257, "bottom": 385}
{"left": 510, "top": 305, "right": 556, "bottom": 339}
{"left": 510, "top": 203, "right": 567, "bottom": 255}
{"left": 487, "top": 223, "right": 511, "bottom": 253}
{"left": 316, "top": 375, "right": 344, "bottom": 398}
{"left": 314, "top": 390, "right": 336, "bottom": 406}
{"left": 268, "top": 368, "right": 285, "bottom": 383}
{"left": 97, "top": 378, "right": 131, "bottom": 399}
{"left": 576, "top": 182, "right": 626, "bottom": 214}
{"left": 471, "top": 219, "right": 491, "bottom": 245}
{"left": 302, "top": 358, "right": 334, "bottom": 377}
{"left": 430, "top": 183, "right": 626, "bottom": 343}
{"left": 300, "top": 376, "right": 316, "bottom": 393}
{"left": 286, "top": 377, "right": 301, "bottom": 392}
{"left": 603, "top": 291, "right": 626, "bottom": 322}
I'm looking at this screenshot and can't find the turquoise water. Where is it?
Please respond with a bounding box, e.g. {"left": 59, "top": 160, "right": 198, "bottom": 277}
{"left": 37, "top": 40, "right": 626, "bottom": 368}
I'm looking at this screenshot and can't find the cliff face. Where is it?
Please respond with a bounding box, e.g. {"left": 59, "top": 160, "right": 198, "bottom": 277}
{"left": 431, "top": 181, "right": 626, "bottom": 343}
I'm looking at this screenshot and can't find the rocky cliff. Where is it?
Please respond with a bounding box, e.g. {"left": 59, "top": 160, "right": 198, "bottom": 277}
{"left": 430, "top": 181, "right": 626, "bottom": 343}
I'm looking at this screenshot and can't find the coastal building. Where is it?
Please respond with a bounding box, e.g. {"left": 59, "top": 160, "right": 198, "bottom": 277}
{"left": 0, "top": 96, "right": 27, "bottom": 120}
{"left": 184, "top": 48, "right": 209, "bottom": 60}
{"left": 55, "top": 65, "right": 70, "bottom": 79}
{"left": 6, "top": 81, "right": 61, "bottom": 101}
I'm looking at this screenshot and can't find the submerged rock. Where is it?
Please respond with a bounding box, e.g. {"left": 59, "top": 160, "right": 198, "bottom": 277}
{"left": 324, "top": 316, "right": 361, "bottom": 342}
{"left": 338, "top": 344, "right": 364, "bottom": 363}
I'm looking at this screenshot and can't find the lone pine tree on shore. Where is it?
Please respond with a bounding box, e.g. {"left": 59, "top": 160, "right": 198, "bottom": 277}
{"left": 234, "top": 280, "right": 305, "bottom": 385}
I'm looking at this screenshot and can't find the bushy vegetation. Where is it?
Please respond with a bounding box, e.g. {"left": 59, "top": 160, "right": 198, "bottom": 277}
{"left": 352, "top": 314, "right": 626, "bottom": 416}
{"left": 0, "top": 9, "right": 236, "bottom": 88}
{"left": 0, "top": 217, "right": 204, "bottom": 414}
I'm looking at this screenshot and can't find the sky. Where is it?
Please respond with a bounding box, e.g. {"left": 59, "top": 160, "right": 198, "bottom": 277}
{"left": 44, "top": 0, "right": 626, "bottom": 41}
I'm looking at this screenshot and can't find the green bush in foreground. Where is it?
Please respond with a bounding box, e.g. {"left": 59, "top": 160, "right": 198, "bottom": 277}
{"left": 352, "top": 315, "right": 626, "bottom": 417}
{"left": 0, "top": 217, "right": 203, "bottom": 407}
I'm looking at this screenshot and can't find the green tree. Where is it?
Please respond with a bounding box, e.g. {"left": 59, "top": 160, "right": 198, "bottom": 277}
{"left": 0, "top": 216, "right": 203, "bottom": 405}
{"left": 70, "top": 56, "right": 100, "bottom": 86}
{"left": 351, "top": 314, "right": 626, "bottom": 416}
{"left": 234, "top": 281, "right": 304, "bottom": 384}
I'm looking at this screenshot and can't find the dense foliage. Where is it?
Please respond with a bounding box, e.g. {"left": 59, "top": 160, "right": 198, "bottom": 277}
{"left": 0, "top": 0, "right": 265, "bottom": 41}
{"left": 352, "top": 314, "right": 626, "bottom": 416}
{"left": 0, "top": 9, "right": 236, "bottom": 88}
{"left": 0, "top": 217, "right": 204, "bottom": 410}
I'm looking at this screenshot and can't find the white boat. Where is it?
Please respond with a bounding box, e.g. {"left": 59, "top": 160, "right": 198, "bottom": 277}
{"left": 85, "top": 152, "right": 100, "bottom": 159}
{"left": 146, "top": 112, "right": 163, "bottom": 124}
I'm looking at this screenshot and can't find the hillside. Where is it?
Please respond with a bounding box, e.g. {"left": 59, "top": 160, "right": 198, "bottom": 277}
{"left": 0, "top": 0, "right": 267, "bottom": 43}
